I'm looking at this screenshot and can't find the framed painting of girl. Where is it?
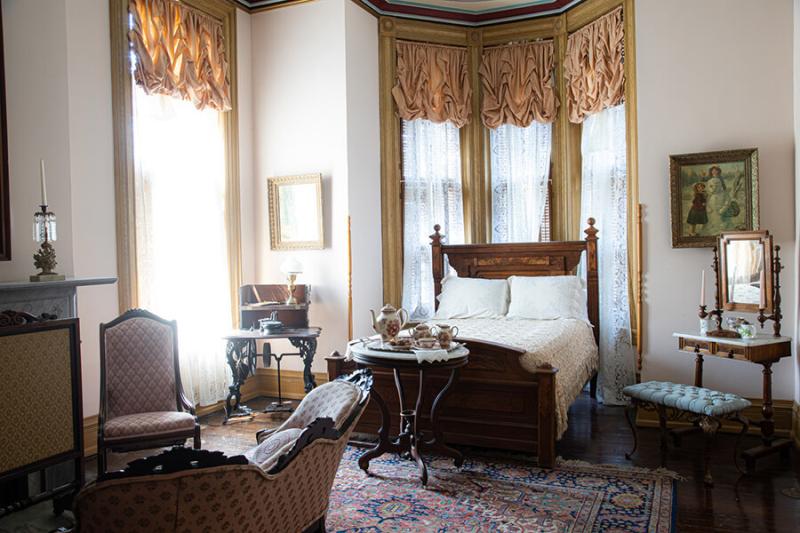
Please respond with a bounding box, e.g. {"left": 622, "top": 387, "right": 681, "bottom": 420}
{"left": 669, "top": 148, "right": 759, "bottom": 248}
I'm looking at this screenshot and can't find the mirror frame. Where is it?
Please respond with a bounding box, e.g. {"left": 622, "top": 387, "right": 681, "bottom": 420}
{"left": 719, "top": 230, "right": 773, "bottom": 313}
{"left": 267, "top": 173, "right": 324, "bottom": 251}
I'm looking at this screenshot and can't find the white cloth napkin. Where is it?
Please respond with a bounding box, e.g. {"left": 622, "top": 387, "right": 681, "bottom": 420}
{"left": 412, "top": 348, "right": 450, "bottom": 364}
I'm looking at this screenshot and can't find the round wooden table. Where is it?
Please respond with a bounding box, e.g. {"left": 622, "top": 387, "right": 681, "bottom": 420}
{"left": 349, "top": 341, "right": 469, "bottom": 485}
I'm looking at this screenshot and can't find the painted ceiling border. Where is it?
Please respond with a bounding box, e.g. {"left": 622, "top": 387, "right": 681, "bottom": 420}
{"left": 235, "top": 0, "right": 587, "bottom": 25}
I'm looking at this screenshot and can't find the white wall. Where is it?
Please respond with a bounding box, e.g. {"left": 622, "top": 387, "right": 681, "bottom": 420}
{"left": 251, "top": 0, "right": 351, "bottom": 372}
{"left": 65, "top": 0, "right": 119, "bottom": 417}
{"left": 637, "top": 0, "right": 796, "bottom": 400}
{"left": 344, "top": 0, "right": 382, "bottom": 339}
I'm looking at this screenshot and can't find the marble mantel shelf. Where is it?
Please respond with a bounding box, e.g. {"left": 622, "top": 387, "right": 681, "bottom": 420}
{"left": 0, "top": 276, "right": 117, "bottom": 292}
{"left": 0, "top": 276, "right": 116, "bottom": 319}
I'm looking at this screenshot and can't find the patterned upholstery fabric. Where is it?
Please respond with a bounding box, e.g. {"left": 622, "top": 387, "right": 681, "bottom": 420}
{"left": 76, "top": 417, "right": 362, "bottom": 532}
{"left": 623, "top": 381, "right": 751, "bottom": 416}
{"left": 104, "top": 411, "right": 196, "bottom": 440}
{"left": 244, "top": 427, "right": 303, "bottom": 469}
{"left": 104, "top": 317, "right": 178, "bottom": 420}
{"left": 277, "top": 380, "right": 361, "bottom": 434}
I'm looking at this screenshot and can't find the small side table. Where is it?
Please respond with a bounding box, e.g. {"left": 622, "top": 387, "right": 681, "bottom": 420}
{"left": 349, "top": 342, "right": 469, "bottom": 486}
{"left": 222, "top": 327, "right": 321, "bottom": 423}
{"left": 673, "top": 332, "right": 792, "bottom": 472}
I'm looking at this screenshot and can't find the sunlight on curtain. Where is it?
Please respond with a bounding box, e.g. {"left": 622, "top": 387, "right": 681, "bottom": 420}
{"left": 490, "top": 122, "right": 552, "bottom": 243}
{"left": 132, "top": 85, "right": 231, "bottom": 406}
{"left": 580, "top": 103, "right": 635, "bottom": 405}
{"left": 401, "top": 119, "right": 465, "bottom": 320}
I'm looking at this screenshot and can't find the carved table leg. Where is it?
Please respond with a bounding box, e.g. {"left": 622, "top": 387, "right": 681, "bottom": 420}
{"left": 358, "top": 384, "right": 396, "bottom": 474}
{"left": 424, "top": 368, "right": 464, "bottom": 468}
{"left": 224, "top": 339, "right": 257, "bottom": 423}
{"left": 741, "top": 362, "right": 792, "bottom": 472}
{"left": 290, "top": 337, "right": 318, "bottom": 392}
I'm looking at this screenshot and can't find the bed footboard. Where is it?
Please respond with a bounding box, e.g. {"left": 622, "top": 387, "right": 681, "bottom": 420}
{"left": 326, "top": 339, "right": 558, "bottom": 468}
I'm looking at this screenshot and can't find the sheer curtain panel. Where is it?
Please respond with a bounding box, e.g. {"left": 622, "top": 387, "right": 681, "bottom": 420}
{"left": 401, "top": 119, "right": 465, "bottom": 320}
{"left": 579, "top": 103, "right": 634, "bottom": 405}
{"left": 132, "top": 87, "right": 232, "bottom": 406}
{"left": 490, "top": 122, "right": 552, "bottom": 243}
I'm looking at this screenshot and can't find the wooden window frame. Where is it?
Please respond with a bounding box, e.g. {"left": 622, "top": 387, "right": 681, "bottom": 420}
{"left": 379, "top": 0, "right": 640, "bottom": 347}
{"left": 109, "top": 0, "right": 242, "bottom": 324}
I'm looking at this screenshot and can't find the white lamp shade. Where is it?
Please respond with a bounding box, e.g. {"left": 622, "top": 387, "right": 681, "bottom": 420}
{"left": 281, "top": 258, "right": 303, "bottom": 274}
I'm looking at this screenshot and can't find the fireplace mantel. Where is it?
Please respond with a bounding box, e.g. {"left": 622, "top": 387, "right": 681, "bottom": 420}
{"left": 0, "top": 276, "right": 117, "bottom": 318}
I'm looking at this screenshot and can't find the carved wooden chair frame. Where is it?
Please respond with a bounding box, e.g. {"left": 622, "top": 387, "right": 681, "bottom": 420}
{"left": 97, "top": 308, "right": 199, "bottom": 476}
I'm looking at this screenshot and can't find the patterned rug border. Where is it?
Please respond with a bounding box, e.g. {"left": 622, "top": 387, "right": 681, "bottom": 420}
{"left": 556, "top": 457, "right": 685, "bottom": 481}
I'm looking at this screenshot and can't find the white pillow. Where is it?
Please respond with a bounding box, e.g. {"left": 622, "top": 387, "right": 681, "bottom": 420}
{"left": 434, "top": 276, "right": 509, "bottom": 319}
{"left": 506, "top": 275, "right": 588, "bottom": 321}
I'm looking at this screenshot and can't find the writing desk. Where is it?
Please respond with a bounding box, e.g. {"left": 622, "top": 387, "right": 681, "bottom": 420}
{"left": 673, "top": 332, "right": 792, "bottom": 472}
{"left": 222, "top": 327, "right": 321, "bottom": 422}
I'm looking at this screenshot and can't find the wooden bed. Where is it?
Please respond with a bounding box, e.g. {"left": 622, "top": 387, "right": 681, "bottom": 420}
{"left": 326, "top": 219, "right": 599, "bottom": 468}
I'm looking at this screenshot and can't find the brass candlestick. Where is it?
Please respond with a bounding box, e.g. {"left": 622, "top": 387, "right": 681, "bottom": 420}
{"left": 757, "top": 245, "right": 783, "bottom": 337}
{"left": 30, "top": 204, "right": 65, "bottom": 282}
{"left": 286, "top": 273, "right": 298, "bottom": 305}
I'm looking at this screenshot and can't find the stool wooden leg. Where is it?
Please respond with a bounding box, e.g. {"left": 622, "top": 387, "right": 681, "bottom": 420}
{"left": 700, "top": 416, "right": 720, "bottom": 487}
{"left": 624, "top": 400, "right": 638, "bottom": 460}
{"left": 656, "top": 405, "right": 669, "bottom": 455}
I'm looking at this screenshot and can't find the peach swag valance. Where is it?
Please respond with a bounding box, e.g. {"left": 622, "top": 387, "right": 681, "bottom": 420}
{"left": 564, "top": 6, "right": 625, "bottom": 124}
{"left": 391, "top": 41, "right": 472, "bottom": 128}
{"left": 479, "top": 41, "right": 558, "bottom": 129}
{"left": 129, "top": 0, "right": 232, "bottom": 112}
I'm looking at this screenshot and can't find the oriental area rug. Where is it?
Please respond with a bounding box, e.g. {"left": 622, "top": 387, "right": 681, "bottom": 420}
{"left": 327, "top": 448, "right": 678, "bottom": 532}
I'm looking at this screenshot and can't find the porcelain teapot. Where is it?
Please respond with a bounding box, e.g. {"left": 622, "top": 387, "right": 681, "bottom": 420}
{"left": 370, "top": 304, "right": 409, "bottom": 342}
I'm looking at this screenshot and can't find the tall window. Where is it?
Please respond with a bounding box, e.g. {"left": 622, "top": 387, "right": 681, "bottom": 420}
{"left": 490, "top": 122, "right": 552, "bottom": 243}
{"left": 112, "top": 0, "right": 240, "bottom": 406}
{"left": 132, "top": 88, "right": 233, "bottom": 405}
{"left": 401, "top": 119, "right": 464, "bottom": 319}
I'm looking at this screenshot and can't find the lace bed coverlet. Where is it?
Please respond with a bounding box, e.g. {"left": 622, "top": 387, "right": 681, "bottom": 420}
{"left": 432, "top": 318, "right": 598, "bottom": 439}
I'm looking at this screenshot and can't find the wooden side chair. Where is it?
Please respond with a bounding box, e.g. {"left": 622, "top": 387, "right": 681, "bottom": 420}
{"left": 97, "top": 309, "right": 199, "bottom": 474}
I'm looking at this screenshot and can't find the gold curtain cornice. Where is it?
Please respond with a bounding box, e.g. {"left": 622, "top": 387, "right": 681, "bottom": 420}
{"left": 479, "top": 41, "right": 558, "bottom": 129}
{"left": 564, "top": 6, "right": 625, "bottom": 124}
{"left": 129, "top": 0, "right": 232, "bottom": 112}
{"left": 391, "top": 41, "right": 472, "bottom": 128}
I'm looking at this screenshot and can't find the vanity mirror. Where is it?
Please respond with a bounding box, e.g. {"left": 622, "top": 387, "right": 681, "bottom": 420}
{"left": 699, "top": 230, "right": 782, "bottom": 337}
{"left": 719, "top": 231, "right": 773, "bottom": 313}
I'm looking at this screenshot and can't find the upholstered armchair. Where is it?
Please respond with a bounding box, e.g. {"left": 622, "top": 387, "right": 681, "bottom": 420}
{"left": 97, "top": 309, "right": 199, "bottom": 475}
{"left": 75, "top": 370, "right": 372, "bottom": 533}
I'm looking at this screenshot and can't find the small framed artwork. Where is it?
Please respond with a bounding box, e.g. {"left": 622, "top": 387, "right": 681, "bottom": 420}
{"left": 669, "top": 148, "right": 759, "bottom": 248}
{"left": 268, "top": 173, "right": 324, "bottom": 250}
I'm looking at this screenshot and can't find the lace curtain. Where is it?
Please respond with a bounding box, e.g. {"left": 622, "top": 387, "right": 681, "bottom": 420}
{"left": 133, "top": 86, "right": 232, "bottom": 406}
{"left": 579, "top": 103, "right": 634, "bottom": 405}
{"left": 401, "top": 119, "right": 465, "bottom": 320}
{"left": 490, "top": 122, "right": 552, "bottom": 243}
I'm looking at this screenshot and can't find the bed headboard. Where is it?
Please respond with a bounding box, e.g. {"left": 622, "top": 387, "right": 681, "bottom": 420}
{"left": 430, "top": 218, "right": 599, "bottom": 343}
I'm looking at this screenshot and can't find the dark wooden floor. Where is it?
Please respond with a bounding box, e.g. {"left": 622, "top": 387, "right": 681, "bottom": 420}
{"left": 81, "top": 393, "right": 800, "bottom": 533}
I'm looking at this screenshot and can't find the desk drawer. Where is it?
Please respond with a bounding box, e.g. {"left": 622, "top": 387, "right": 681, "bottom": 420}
{"left": 717, "top": 343, "right": 748, "bottom": 361}
{"left": 679, "top": 338, "right": 712, "bottom": 354}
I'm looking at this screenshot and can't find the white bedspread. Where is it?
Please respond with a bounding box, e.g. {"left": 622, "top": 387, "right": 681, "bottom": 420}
{"left": 430, "top": 318, "right": 598, "bottom": 439}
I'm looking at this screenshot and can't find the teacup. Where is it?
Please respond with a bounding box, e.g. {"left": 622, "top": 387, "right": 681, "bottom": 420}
{"left": 413, "top": 323, "right": 432, "bottom": 340}
{"left": 435, "top": 324, "right": 459, "bottom": 349}
{"left": 416, "top": 337, "right": 437, "bottom": 349}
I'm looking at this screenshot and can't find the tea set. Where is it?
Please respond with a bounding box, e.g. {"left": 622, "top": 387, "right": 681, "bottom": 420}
{"left": 370, "top": 304, "right": 460, "bottom": 350}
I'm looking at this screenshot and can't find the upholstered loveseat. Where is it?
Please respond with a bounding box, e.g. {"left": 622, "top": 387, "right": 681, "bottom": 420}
{"left": 75, "top": 370, "right": 372, "bottom": 533}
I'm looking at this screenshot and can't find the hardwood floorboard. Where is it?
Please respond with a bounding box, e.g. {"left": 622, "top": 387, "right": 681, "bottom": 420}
{"left": 86, "top": 393, "right": 800, "bottom": 532}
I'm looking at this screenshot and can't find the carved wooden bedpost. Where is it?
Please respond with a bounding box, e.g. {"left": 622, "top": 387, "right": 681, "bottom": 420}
{"left": 430, "top": 225, "right": 445, "bottom": 310}
{"left": 584, "top": 218, "right": 599, "bottom": 346}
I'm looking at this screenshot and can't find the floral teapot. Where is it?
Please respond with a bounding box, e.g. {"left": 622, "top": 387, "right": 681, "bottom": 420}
{"left": 370, "top": 304, "right": 409, "bottom": 343}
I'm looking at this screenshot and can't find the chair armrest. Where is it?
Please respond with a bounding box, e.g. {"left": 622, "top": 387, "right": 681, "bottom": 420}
{"left": 178, "top": 389, "right": 195, "bottom": 416}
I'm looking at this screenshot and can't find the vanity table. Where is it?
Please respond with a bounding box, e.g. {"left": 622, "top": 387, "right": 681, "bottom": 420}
{"left": 672, "top": 332, "right": 792, "bottom": 472}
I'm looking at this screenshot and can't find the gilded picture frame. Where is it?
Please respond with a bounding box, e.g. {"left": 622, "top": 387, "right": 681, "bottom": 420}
{"left": 268, "top": 173, "right": 324, "bottom": 250}
{"left": 669, "top": 148, "right": 759, "bottom": 248}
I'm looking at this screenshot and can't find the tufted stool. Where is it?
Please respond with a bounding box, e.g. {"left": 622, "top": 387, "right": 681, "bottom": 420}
{"left": 623, "top": 380, "right": 750, "bottom": 486}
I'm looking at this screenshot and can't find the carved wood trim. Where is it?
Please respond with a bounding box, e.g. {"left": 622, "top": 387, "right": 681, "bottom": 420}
{"left": 103, "top": 447, "right": 248, "bottom": 481}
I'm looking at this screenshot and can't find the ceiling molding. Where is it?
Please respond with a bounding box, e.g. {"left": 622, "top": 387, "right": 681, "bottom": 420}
{"left": 235, "top": 0, "right": 587, "bottom": 25}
